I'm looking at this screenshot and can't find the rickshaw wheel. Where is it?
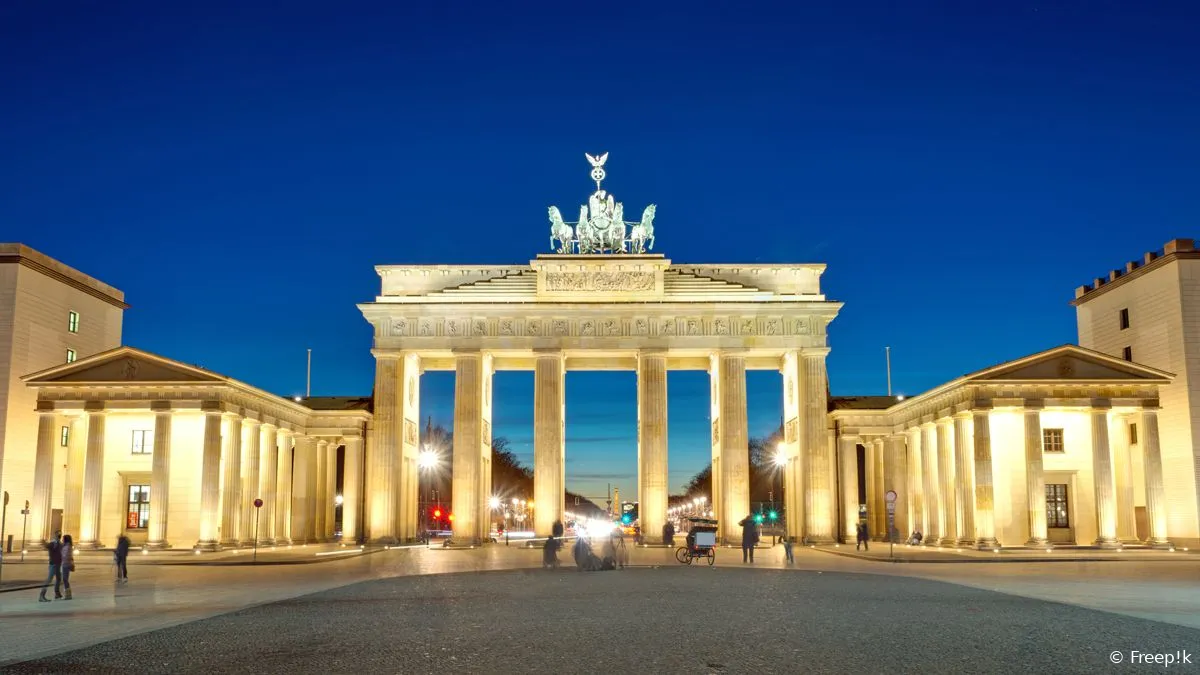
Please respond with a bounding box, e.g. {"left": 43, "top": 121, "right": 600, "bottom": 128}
{"left": 675, "top": 547, "right": 689, "bottom": 564}
{"left": 706, "top": 548, "right": 716, "bottom": 566}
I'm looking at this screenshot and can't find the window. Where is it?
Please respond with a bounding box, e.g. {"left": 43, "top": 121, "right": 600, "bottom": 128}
{"left": 60, "top": 426, "right": 70, "bottom": 447}
{"left": 1046, "top": 484, "right": 1070, "bottom": 528}
{"left": 68, "top": 310, "right": 79, "bottom": 333}
{"left": 1129, "top": 422, "right": 1138, "bottom": 445}
{"left": 1042, "top": 428, "right": 1065, "bottom": 453}
{"left": 1122, "top": 346, "right": 1133, "bottom": 361}
{"left": 65, "top": 349, "right": 76, "bottom": 363}
{"left": 131, "top": 430, "right": 152, "bottom": 454}
{"left": 1119, "top": 308, "right": 1129, "bottom": 330}
{"left": 127, "top": 484, "right": 150, "bottom": 529}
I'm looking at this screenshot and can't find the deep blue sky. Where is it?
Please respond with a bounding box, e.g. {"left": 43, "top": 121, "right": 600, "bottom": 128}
{"left": 3, "top": 2, "right": 1197, "bottom": 500}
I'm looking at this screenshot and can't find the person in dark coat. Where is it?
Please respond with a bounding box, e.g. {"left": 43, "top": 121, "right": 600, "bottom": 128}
{"left": 856, "top": 522, "right": 869, "bottom": 551}
{"left": 114, "top": 535, "right": 131, "bottom": 583}
{"left": 662, "top": 521, "right": 675, "bottom": 547}
{"left": 738, "top": 515, "right": 758, "bottom": 563}
{"left": 37, "top": 531, "right": 64, "bottom": 602}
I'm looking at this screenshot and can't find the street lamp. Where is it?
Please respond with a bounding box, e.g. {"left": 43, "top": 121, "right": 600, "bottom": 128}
{"left": 488, "top": 496, "right": 500, "bottom": 510}
{"left": 418, "top": 447, "right": 439, "bottom": 470}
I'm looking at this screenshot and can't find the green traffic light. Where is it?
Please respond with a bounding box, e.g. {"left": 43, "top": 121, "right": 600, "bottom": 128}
{"left": 754, "top": 514, "right": 763, "bottom": 524}
{"left": 768, "top": 511, "right": 777, "bottom": 520}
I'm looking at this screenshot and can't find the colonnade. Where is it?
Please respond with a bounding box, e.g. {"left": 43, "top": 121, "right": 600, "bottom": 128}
{"left": 841, "top": 401, "right": 1171, "bottom": 549}
{"left": 369, "top": 348, "right": 832, "bottom": 546}
{"left": 27, "top": 401, "right": 365, "bottom": 551}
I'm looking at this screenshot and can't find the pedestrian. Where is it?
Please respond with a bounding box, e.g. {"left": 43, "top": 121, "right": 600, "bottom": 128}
{"left": 37, "top": 530, "right": 64, "bottom": 603}
{"left": 662, "top": 521, "right": 675, "bottom": 547}
{"left": 738, "top": 514, "right": 758, "bottom": 563}
{"left": 60, "top": 534, "right": 76, "bottom": 600}
{"left": 781, "top": 528, "right": 794, "bottom": 564}
{"left": 114, "top": 534, "right": 130, "bottom": 583}
{"left": 856, "top": 522, "right": 869, "bottom": 551}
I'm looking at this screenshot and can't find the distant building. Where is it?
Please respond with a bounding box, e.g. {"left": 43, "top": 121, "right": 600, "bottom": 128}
{"left": 1073, "top": 238, "right": 1200, "bottom": 546}
{"left": 0, "top": 244, "right": 124, "bottom": 539}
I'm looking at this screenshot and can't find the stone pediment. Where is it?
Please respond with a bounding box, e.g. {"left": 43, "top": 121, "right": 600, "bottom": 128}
{"left": 971, "top": 346, "right": 1172, "bottom": 383}
{"left": 24, "top": 347, "right": 224, "bottom": 384}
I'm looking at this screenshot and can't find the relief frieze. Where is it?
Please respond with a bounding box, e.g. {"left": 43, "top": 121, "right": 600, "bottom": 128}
{"left": 391, "top": 314, "right": 821, "bottom": 339}
{"left": 544, "top": 271, "right": 655, "bottom": 292}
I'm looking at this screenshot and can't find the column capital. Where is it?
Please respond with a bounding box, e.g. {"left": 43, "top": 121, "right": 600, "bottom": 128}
{"left": 1089, "top": 399, "right": 1113, "bottom": 411}
{"left": 1139, "top": 400, "right": 1161, "bottom": 411}
{"left": 243, "top": 417, "right": 262, "bottom": 428}
{"left": 370, "top": 350, "right": 400, "bottom": 361}
{"left": 1022, "top": 399, "right": 1045, "bottom": 411}
{"left": 36, "top": 405, "right": 56, "bottom": 416}
{"left": 800, "top": 347, "right": 831, "bottom": 358}
{"left": 84, "top": 400, "right": 106, "bottom": 413}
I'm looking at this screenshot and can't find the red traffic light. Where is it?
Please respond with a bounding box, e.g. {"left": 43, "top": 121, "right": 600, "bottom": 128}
{"left": 433, "top": 508, "right": 442, "bottom": 518}
{"left": 448, "top": 513, "right": 455, "bottom": 522}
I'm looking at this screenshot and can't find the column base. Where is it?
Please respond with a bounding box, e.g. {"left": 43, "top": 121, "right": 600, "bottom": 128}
{"left": 274, "top": 538, "right": 293, "bottom": 546}
{"left": 239, "top": 540, "right": 265, "bottom": 548}
{"left": 1024, "top": 538, "right": 1050, "bottom": 549}
{"left": 144, "top": 540, "right": 171, "bottom": 550}
{"left": 193, "top": 541, "right": 221, "bottom": 552}
{"left": 975, "top": 538, "right": 1000, "bottom": 551}
{"left": 1147, "top": 539, "right": 1174, "bottom": 550}
{"left": 1094, "top": 537, "right": 1122, "bottom": 549}
{"left": 219, "top": 539, "right": 240, "bottom": 548}
{"left": 921, "top": 533, "right": 939, "bottom": 547}
{"left": 955, "top": 538, "right": 977, "bottom": 548}
{"left": 937, "top": 537, "right": 958, "bottom": 547}
{"left": 77, "top": 541, "right": 104, "bottom": 550}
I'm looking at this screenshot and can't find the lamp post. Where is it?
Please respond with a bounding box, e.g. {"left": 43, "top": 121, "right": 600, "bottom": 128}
{"left": 418, "top": 446, "right": 440, "bottom": 538}
{"left": 252, "top": 498, "right": 263, "bottom": 563}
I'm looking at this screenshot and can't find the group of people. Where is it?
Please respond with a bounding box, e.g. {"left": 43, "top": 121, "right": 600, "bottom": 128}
{"left": 37, "top": 530, "right": 131, "bottom": 603}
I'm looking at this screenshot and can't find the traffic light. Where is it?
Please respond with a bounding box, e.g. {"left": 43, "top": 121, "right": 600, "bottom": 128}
{"left": 768, "top": 510, "right": 778, "bottom": 521}
{"left": 448, "top": 513, "right": 455, "bottom": 522}
{"left": 433, "top": 508, "right": 442, "bottom": 519}
{"left": 754, "top": 513, "right": 764, "bottom": 524}
{"left": 621, "top": 513, "right": 632, "bottom": 525}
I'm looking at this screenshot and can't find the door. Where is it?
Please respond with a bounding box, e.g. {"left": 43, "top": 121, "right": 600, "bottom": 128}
{"left": 1045, "top": 483, "right": 1074, "bottom": 544}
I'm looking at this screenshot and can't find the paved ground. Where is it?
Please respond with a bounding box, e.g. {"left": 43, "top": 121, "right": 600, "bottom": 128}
{"left": 2, "top": 543, "right": 1198, "bottom": 672}
{"left": 8, "top": 566, "right": 1199, "bottom": 674}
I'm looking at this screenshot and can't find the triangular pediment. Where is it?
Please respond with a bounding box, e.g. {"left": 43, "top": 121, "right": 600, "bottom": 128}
{"left": 23, "top": 347, "right": 225, "bottom": 385}
{"left": 970, "top": 345, "right": 1172, "bottom": 383}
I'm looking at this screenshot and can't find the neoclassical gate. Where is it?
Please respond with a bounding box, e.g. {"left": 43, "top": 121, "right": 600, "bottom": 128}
{"left": 358, "top": 155, "right": 842, "bottom": 545}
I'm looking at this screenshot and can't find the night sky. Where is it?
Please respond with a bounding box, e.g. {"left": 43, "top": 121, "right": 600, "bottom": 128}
{"left": 3, "top": 2, "right": 1197, "bottom": 500}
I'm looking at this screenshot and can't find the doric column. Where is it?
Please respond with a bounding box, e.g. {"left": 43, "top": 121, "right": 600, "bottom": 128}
{"left": 936, "top": 418, "right": 957, "bottom": 546}
{"left": 292, "top": 435, "right": 318, "bottom": 544}
{"left": 802, "top": 349, "right": 833, "bottom": 543}
{"left": 146, "top": 406, "right": 173, "bottom": 548}
{"left": 396, "top": 353, "right": 421, "bottom": 543}
{"left": 314, "top": 439, "right": 329, "bottom": 542}
{"left": 920, "top": 423, "right": 940, "bottom": 544}
{"left": 324, "top": 442, "right": 338, "bottom": 541}
{"left": 259, "top": 424, "right": 279, "bottom": 545}
{"left": 78, "top": 405, "right": 107, "bottom": 549}
{"left": 28, "top": 409, "right": 57, "bottom": 547}
{"left": 534, "top": 352, "right": 566, "bottom": 537}
{"left": 871, "top": 439, "right": 886, "bottom": 539}
{"left": 368, "top": 355, "right": 400, "bottom": 544}
{"left": 906, "top": 426, "right": 924, "bottom": 539}
{"left": 1090, "top": 403, "right": 1120, "bottom": 548}
{"left": 1139, "top": 407, "right": 1172, "bottom": 548}
{"left": 342, "top": 435, "right": 365, "bottom": 543}
{"left": 637, "top": 351, "right": 668, "bottom": 544}
{"left": 238, "top": 419, "right": 262, "bottom": 546}
{"left": 1111, "top": 414, "right": 1137, "bottom": 542}
{"left": 452, "top": 352, "right": 491, "bottom": 545}
{"left": 1023, "top": 404, "right": 1049, "bottom": 547}
{"left": 779, "top": 350, "right": 804, "bottom": 541}
{"left": 219, "top": 413, "right": 244, "bottom": 547}
{"left": 838, "top": 434, "right": 859, "bottom": 542}
{"left": 63, "top": 416, "right": 87, "bottom": 538}
{"left": 952, "top": 413, "right": 975, "bottom": 547}
{"left": 710, "top": 352, "right": 749, "bottom": 544}
{"left": 972, "top": 407, "right": 999, "bottom": 549}
{"left": 195, "top": 407, "right": 224, "bottom": 551}
{"left": 883, "top": 434, "right": 908, "bottom": 541}
{"left": 862, "top": 439, "right": 876, "bottom": 538}
{"left": 275, "top": 429, "right": 294, "bottom": 545}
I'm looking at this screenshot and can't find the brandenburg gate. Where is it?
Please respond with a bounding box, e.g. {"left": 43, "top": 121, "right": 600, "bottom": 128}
{"left": 358, "top": 154, "right": 842, "bottom": 545}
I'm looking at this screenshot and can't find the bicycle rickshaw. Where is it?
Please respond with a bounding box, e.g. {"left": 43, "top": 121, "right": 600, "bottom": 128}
{"left": 675, "top": 517, "right": 718, "bottom": 565}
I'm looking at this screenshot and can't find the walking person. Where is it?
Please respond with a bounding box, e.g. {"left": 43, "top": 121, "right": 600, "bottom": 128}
{"left": 37, "top": 530, "right": 64, "bottom": 603}
{"left": 738, "top": 514, "right": 758, "bottom": 563}
{"left": 780, "top": 526, "right": 794, "bottom": 564}
{"left": 114, "top": 534, "right": 130, "bottom": 583}
{"left": 856, "top": 522, "right": 869, "bottom": 551}
{"left": 60, "top": 535, "right": 76, "bottom": 600}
